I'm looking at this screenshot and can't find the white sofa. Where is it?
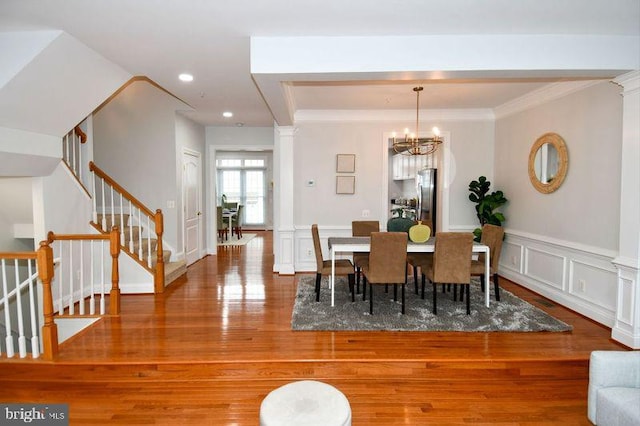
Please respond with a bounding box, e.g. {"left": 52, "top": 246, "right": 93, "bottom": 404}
{"left": 588, "top": 351, "right": 640, "bottom": 425}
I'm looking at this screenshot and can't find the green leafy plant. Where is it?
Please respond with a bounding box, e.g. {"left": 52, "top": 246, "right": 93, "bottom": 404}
{"left": 468, "top": 176, "right": 507, "bottom": 241}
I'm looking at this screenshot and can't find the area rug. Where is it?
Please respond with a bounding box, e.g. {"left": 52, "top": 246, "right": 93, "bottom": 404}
{"left": 291, "top": 276, "right": 572, "bottom": 332}
{"left": 218, "top": 234, "right": 256, "bottom": 246}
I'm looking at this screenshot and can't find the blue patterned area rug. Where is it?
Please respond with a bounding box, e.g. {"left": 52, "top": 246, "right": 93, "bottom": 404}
{"left": 291, "top": 275, "right": 572, "bottom": 332}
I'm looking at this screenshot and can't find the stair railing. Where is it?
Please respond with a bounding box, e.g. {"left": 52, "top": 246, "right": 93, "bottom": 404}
{"left": 62, "top": 125, "right": 87, "bottom": 182}
{"left": 0, "top": 228, "right": 120, "bottom": 361}
{"left": 89, "top": 161, "right": 165, "bottom": 293}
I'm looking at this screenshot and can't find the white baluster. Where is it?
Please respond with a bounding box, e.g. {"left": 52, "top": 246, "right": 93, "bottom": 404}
{"left": 79, "top": 240, "right": 84, "bottom": 315}
{"left": 128, "top": 200, "right": 134, "bottom": 252}
{"left": 27, "top": 260, "right": 40, "bottom": 358}
{"left": 77, "top": 133, "right": 83, "bottom": 182}
{"left": 101, "top": 178, "right": 107, "bottom": 230}
{"left": 68, "top": 240, "right": 74, "bottom": 315}
{"left": 64, "top": 133, "right": 69, "bottom": 165}
{"left": 90, "top": 241, "right": 95, "bottom": 315}
{"left": 72, "top": 131, "right": 77, "bottom": 175}
{"left": 100, "top": 241, "right": 105, "bottom": 315}
{"left": 58, "top": 241, "right": 64, "bottom": 315}
{"left": 13, "top": 260, "right": 26, "bottom": 358}
{"left": 1, "top": 260, "right": 15, "bottom": 358}
{"left": 120, "top": 193, "right": 125, "bottom": 243}
{"left": 138, "top": 208, "right": 143, "bottom": 260}
{"left": 110, "top": 185, "right": 115, "bottom": 231}
{"left": 147, "top": 215, "right": 152, "bottom": 268}
{"left": 92, "top": 170, "right": 98, "bottom": 224}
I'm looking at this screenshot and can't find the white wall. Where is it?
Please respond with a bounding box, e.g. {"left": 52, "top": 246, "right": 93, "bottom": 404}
{"left": 292, "top": 118, "right": 494, "bottom": 270}
{"left": 93, "top": 79, "right": 192, "bottom": 255}
{"left": 494, "top": 81, "right": 623, "bottom": 326}
{"left": 0, "top": 177, "right": 34, "bottom": 251}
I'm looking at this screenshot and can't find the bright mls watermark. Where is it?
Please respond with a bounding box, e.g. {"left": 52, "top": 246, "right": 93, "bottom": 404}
{"left": 0, "top": 404, "right": 68, "bottom": 425}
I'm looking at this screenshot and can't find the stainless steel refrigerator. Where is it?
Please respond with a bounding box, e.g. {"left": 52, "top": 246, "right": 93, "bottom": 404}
{"left": 416, "top": 168, "right": 437, "bottom": 232}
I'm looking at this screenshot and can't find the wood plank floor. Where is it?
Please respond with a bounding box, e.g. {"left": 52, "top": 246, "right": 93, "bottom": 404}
{"left": 0, "top": 231, "right": 627, "bottom": 425}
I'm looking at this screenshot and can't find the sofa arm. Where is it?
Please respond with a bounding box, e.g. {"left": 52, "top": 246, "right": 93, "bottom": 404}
{"left": 588, "top": 351, "right": 640, "bottom": 424}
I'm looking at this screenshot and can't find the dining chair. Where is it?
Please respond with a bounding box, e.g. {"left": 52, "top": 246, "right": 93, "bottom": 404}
{"left": 351, "top": 220, "right": 380, "bottom": 294}
{"left": 311, "top": 224, "right": 356, "bottom": 302}
{"left": 470, "top": 224, "right": 504, "bottom": 301}
{"left": 216, "top": 206, "right": 229, "bottom": 241}
{"left": 361, "top": 232, "right": 408, "bottom": 315}
{"left": 231, "top": 204, "right": 243, "bottom": 239}
{"left": 223, "top": 201, "right": 238, "bottom": 210}
{"left": 422, "top": 232, "right": 473, "bottom": 315}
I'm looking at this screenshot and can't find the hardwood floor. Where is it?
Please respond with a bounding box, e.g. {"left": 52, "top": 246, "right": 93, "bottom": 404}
{"left": 0, "top": 231, "right": 626, "bottom": 425}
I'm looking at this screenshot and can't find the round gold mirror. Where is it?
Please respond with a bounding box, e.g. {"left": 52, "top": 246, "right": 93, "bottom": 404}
{"left": 528, "top": 132, "right": 568, "bottom": 194}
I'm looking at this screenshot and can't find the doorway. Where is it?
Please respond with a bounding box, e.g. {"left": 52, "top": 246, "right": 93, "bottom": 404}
{"left": 183, "top": 149, "right": 202, "bottom": 265}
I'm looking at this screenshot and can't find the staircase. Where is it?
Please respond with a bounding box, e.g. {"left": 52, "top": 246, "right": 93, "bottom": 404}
{"left": 93, "top": 213, "right": 186, "bottom": 288}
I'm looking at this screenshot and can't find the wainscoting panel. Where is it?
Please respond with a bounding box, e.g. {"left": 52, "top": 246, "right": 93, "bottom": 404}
{"left": 525, "top": 247, "right": 566, "bottom": 291}
{"left": 500, "top": 231, "right": 618, "bottom": 327}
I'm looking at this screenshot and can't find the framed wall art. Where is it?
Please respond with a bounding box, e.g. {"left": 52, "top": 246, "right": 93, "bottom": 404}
{"left": 336, "top": 154, "right": 356, "bottom": 173}
{"left": 336, "top": 175, "right": 355, "bottom": 194}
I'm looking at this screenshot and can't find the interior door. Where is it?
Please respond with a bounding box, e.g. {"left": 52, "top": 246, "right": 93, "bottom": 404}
{"left": 183, "top": 151, "right": 201, "bottom": 265}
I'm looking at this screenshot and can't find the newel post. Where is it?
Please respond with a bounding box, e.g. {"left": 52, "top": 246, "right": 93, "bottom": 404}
{"left": 154, "top": 209, "right": 165, "bottom": 294}
{"left": 109, "top": 227, "right": 121, "bottom": 315}
{"left": 37, "top": 240, "right": 58, "bottom": 360}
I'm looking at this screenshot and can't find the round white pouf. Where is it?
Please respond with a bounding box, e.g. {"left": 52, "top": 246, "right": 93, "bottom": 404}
{"left": 260, "top": 380, "right": 352, "bottom": 426}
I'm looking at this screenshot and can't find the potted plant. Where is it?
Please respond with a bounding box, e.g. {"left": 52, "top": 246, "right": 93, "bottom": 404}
{"left": 468, "top": 176, "right": 507, "bottom": 241}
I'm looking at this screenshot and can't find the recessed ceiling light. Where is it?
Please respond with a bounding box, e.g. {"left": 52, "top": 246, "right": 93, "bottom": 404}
{"left": 222, "top": 111, "right": 233, "bottom": 118}
{"left": 178, "top": 73, "right": 193, "bottom": 82}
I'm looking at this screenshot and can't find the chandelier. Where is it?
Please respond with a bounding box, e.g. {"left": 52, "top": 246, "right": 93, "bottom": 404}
{"left": 392, "top": 86, "right": 442, "bottom": 156}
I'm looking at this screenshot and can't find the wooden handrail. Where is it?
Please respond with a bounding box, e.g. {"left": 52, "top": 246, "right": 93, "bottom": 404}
{"left": 74, "top": 125, "right": 87, "bottom": 144}
{"left": 89, "top": 161, "right": 156, "bottom": 218}
{"left": 0, "top": 252, "right": 38, "bottom": 260}
{"left": 47, "top": 231, "right": 112, "bottom": 242}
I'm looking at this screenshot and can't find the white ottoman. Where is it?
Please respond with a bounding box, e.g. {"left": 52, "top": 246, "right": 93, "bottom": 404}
{"left": 260, "top": 380, "right": 352, "bottom": 426}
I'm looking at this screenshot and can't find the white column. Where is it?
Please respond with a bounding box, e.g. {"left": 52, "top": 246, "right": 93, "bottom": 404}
{"left": 611, "top": 71, "right": 640, "bottom": 349}
{"left": 273, "top": 125, "right": 296, "bottom": 275}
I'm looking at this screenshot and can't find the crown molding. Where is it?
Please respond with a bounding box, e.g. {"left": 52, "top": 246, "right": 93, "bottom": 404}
{"left": 294, "top": 108, "right": 494, "bottom": 123}
{"left": 493, "top": 80, "right": 604, "bottom": 119}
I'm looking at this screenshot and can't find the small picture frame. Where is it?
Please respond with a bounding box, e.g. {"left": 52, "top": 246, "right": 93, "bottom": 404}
{"left": 336, "top": 175, "right": 355, "bottom": 194}
{"left": 336, "top": 154, "right": 355, "bottom": 173}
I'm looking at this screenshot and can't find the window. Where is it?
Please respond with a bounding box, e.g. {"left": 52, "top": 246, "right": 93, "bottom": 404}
{"left": 217, "top": 157, "right": 267, "bottom": 226}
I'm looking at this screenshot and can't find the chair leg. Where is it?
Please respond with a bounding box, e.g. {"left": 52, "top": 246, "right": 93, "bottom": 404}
{"left": 413, "top": 265, "right": 419, "bottom": 294}
{"left": 362, "top": 276, "right": 367, "bottom": 301}
{"left": 348, "top": 274, "right": 355, "bottom": 303}
{"left": 421, "top": 273, "right": 426, "bottom": 299}
{"left": 433, "top": 282, "right": 438, "bottom": 315}
{"left": 401, "top": 283, "right": 405, "bottom": 314}
{"left": 369, "top": 283, "right": 374, "bottom": 315}
{"left": 356, "top": 267, "right": 361, "bottom": 294}
{"left": 466, "top": 284, "right": 471, "bottom": 315}
{"left": 480, "top": 274, "right": 485, "bottom": 292}
{"left": 315, "top": 273, "right": 322, "bottom": 302}
{"left": 493, "top": 273, "right": 500, "bottom": 301}
{"left": 393, "top": 284, "right": 398, "bottom": 302}
{"left": 453, "top": 284, "right": 458, "bottom": 301}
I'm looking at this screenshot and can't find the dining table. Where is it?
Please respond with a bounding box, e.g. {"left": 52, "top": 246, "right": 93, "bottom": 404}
{"left": 327, "top": 236, "right": 491, "bottom": 308}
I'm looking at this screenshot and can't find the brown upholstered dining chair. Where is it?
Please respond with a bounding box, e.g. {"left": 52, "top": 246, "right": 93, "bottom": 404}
{"left": 361, "top": 232, "right": 408, "bottom": 315}
{"left": 422, "top": 232, "right": 474, "bottom": 315}
{"left": 470, "top": 224, "right": 504, "bottom": 301}
{"left": 351, "top": 220, "right": 380, "bottom": 294}
{"left": 311, "top": 224, "right": 355, "bottom": 302}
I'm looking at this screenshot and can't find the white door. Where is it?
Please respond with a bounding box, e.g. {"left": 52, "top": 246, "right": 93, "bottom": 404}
{"left": 183, "top": 151, "right": 201, "bottom": 265}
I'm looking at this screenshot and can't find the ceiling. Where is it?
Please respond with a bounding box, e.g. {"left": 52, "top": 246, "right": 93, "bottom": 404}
{"left": 1, "top": 0, "right": 638, "bottom": 127}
